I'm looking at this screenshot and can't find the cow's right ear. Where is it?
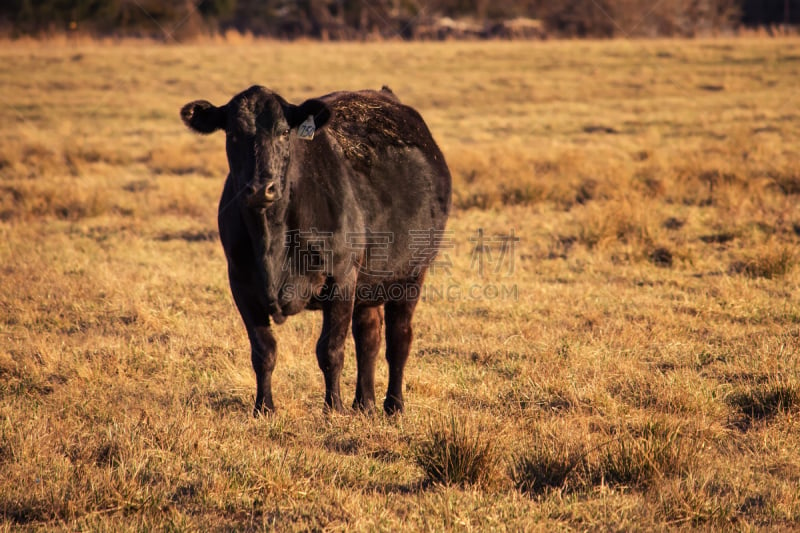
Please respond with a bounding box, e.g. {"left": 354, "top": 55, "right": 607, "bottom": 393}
{"left": 285, "top": 99, "right": 332, "bottom": 131}
{"left": 181, "top": 100, "right": 226, "bottom": 134}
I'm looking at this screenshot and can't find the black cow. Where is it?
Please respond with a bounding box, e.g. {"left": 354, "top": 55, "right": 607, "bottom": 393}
{"left": 181, "top": 86, "right": 451, "bottom": 416}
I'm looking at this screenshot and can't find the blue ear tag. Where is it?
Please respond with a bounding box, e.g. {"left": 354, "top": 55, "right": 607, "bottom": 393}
{"left": 297, "top": 115, "right": 316, "bottom": 140}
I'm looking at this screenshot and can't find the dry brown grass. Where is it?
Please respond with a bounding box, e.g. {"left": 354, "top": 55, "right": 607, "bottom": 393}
{"left": 1, "top": 37, "right": 800, "bottom": 529}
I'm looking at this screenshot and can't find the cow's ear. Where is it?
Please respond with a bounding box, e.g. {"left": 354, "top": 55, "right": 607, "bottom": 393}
{"left": 285, "top": 99, "right": 332, "bottom": 131}
{"left": 181, "top": 100, "right": 226, "bottom": 134}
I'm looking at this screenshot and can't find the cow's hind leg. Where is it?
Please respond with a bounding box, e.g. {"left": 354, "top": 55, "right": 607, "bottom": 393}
{"left": 317, "top": 296, "right": 354, "bottom": 413}
{"left": 383, "top": 297, "right": 418, "bottom": 415}
{"left": 351, "top": 305, "right": 383, "bottom": 412}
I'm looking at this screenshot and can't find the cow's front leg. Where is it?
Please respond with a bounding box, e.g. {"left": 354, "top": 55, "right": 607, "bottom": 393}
{"left": 250, "top": 325, "right": 277, "bottom": 416}
{"left": 229, "top": 276, "right": 277, "bottom": 417}
{"left": 316, "top": 295, "right": 354, "bottom": 413}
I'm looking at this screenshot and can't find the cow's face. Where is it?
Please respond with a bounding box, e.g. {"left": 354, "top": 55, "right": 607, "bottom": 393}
{"left": 181, "top": 86, "right": 330, "bottom": 211}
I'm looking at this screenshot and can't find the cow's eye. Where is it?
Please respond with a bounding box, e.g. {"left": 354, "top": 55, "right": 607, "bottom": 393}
{"left": 282, "top": 128, "right": 290, "bottom": 137}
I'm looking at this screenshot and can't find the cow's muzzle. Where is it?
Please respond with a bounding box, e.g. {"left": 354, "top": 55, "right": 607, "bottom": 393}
{"left": 246, "top": 181, "right": 278, "bottom": 208}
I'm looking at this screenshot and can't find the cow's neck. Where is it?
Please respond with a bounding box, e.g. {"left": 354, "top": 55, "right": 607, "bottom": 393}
{"left": 284, "top": 133, "right": 343, "bottom": 236}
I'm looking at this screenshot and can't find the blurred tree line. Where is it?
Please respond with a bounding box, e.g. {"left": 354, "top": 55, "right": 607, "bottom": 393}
{"left": 0, "top": 0, "right": 797, "bottom": 39}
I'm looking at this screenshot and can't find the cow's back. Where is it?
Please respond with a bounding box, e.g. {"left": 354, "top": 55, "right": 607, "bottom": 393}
{"left": 320, "top": 90, "right": 452, "bottom": 284}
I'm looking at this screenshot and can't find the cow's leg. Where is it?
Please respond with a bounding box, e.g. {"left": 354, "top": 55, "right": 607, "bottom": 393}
{"left": 249, "top": 325, "right": 277, "bottom": 416}
{"left": 229, "top": 278, "right": 277, "bottom": 416}
{"left": 316, "top": 296, "right": 354, "bottom": 413}
{"left": 383, "top": 297, "right": 418, "bottom": 415}
{"left": 219, "top": 176, "right": 280, "bottom": 416}
{"left": 351, "top": 305, "right": 383, "bottom": 412}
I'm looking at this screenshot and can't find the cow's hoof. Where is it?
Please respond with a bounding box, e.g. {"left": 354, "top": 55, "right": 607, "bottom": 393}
{"left": 253, "top": 402, "right": 274, "bottom": 418}
{"left": 323, "top": 400, "right": 346, "bottom": 415}
{"left": 383, "top": 396, "right": 404, "bottom": 416}
{"left": 353, "top": 398, "right": 376, "bottom": 414}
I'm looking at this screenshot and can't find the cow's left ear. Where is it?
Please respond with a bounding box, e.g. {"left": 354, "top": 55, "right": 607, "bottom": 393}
{"left": 285, "top": 99, "right": 332, "bottom": 131}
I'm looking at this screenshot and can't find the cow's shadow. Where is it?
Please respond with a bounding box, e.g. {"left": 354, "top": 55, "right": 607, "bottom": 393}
{"left": 206, "top": 390, "right": 250, "bottom": 413}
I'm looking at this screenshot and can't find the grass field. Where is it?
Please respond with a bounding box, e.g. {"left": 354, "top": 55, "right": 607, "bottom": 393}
{"left": 1, "top": 37, "right": 800, "bottom": 530}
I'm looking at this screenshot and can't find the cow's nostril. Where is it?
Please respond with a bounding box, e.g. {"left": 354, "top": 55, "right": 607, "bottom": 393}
{"left": 264, "top": 181, "right": 277, "bottom": 201}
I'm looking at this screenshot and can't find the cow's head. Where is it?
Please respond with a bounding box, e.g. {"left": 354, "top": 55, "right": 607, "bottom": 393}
{"left": 181, "top": 86, "right": 331, "bottom": 210}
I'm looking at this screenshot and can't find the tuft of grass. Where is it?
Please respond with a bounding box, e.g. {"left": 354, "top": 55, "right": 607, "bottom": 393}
{"left": 595, "top": 420, "right": 698, "bottom": 489}
{"left": 500, "top": 183, "right": 545, "bottom": 206}
{"left": 729, "top": 246, "right": 795, "bottom": 279}
{"left": 513, "top": 419, "right": 703, "bottom": 496}
{"left": 575, "top": 199, "right": 656, "bottom": 252}
{"left": 769, "top": 171, "right": 800, "bottom": 196}
{"left": 727, "top": 379, "right": 800, "bottom": 430}
{"left": 414, "top": 414, "right": 497, "bottom": 488}
{"left": 649, "top": 246, "right": 673, "bottom": 268}
{"left": 654, "top": 475, "right": 738, "bottom": 527}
